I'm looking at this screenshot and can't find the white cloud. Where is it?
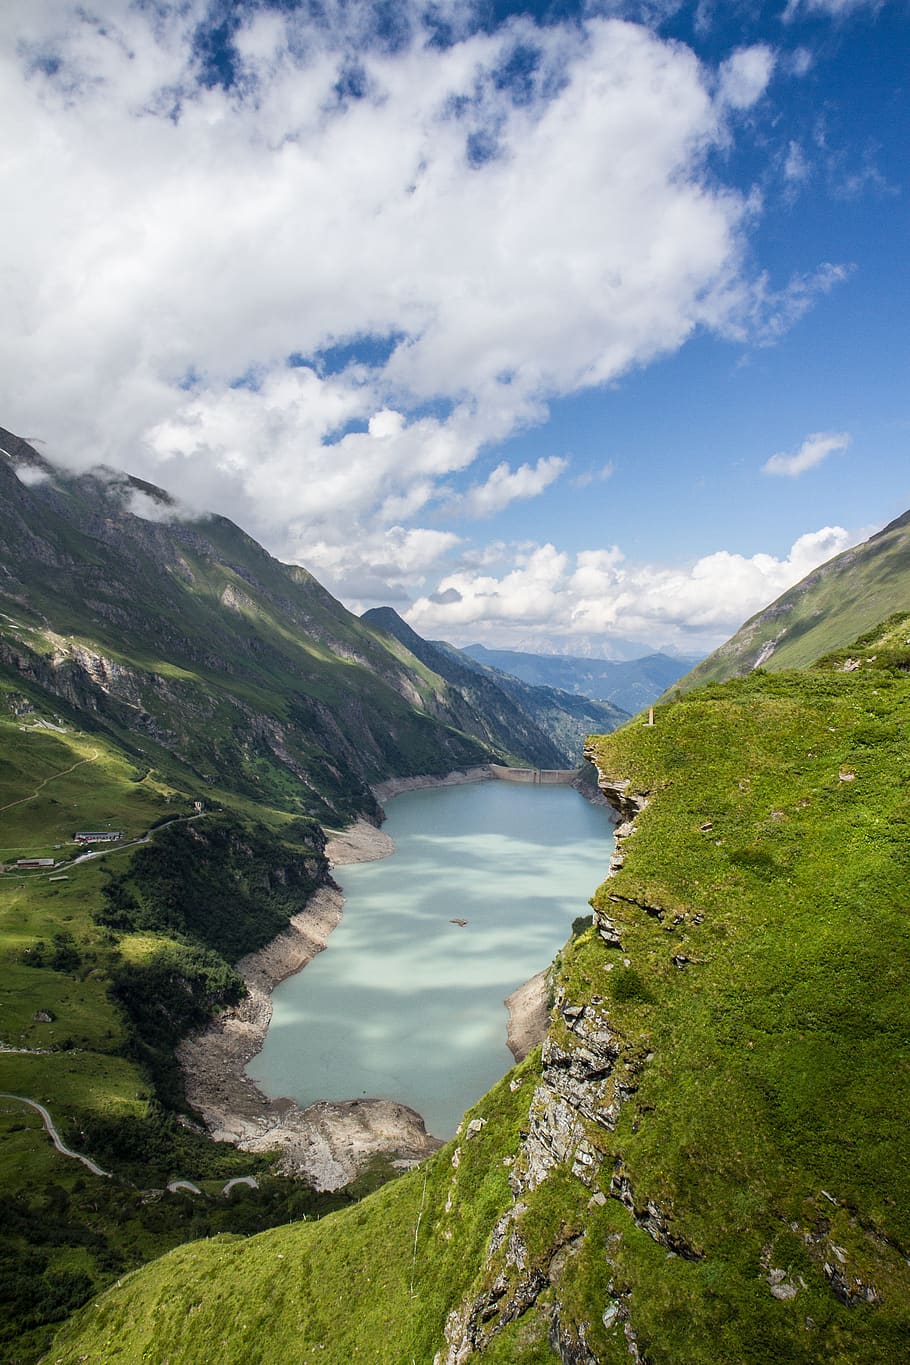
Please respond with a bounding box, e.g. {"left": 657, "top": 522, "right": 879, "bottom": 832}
{"left": 783, "top": 0, "right": 889, "bottom": 19}
{"left": 10, "top": 463, "right": 52, "bottom": 487}
{"left": 459, "top": 456, "right": 567, "bottom": 518}
{"left": 786, "top": 47, "right": 814, "bottom": 76}
{"left": 717, "top": 45, "right": 776, "bottom": 110}
{"left": 406, "top": 525, "right": 858, "bottom": 651}
{"left": 762, "top": 430, "right": 851, "bottom": 477}
{"left": 0, "top": 1, "right": 859, "bottom": 646}
{"left": 783, "top": 139, "right": 811, "bottom": 182}
{"left": 571, "top": 461, "right": 615, "bottom": 489}
{"left": 0, "top": 2, "right": 842, "bottom": 583}
{"left": 724, "top": 262, "right": 851, "bottom": 345}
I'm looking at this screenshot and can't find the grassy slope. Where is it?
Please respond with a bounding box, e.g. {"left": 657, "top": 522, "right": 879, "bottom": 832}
{"left": 672, "top": 511, "right": 910, "bottom": 694}
{"left": 0, "top": 685, "right": 358, "bottom": 1362}
{"left": 50, "top": 619, "right": 910, "bottom": 1364}
{"left": 48, "top": 1061, "right": 538, "bottom": 1365}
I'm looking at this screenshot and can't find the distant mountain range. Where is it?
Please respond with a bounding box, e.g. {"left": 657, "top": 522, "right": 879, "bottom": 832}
{"left": 363, "top": 609, "right": 628, "bottom": 764}
{"left": 462, "top": 642, "right": 690, "bottom": 715}
{"left": 670, "top": 509, "right": 910, "bottom": 694}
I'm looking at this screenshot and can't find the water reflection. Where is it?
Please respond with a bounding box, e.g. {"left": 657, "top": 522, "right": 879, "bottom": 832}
{"left": 248, "top": 782, "right": 613, "bottom": 1137}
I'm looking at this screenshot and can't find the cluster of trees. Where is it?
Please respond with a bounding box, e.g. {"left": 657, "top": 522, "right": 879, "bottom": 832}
{"left": 95, "top": 813, "right": 330, "bottom": 1109}
{"left": 99, "top": 813, "right": 327, "bottom": 959}
{"left": 0, "top": 1173, "right": 359, "bottom": 1364}
{"left": 23, "top": 932, "right": 81, "bottom": 974}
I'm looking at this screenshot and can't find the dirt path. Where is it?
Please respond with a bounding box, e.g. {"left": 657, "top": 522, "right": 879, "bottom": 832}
{"left": 0, "top": 749, "right": 100, "bottom": 814}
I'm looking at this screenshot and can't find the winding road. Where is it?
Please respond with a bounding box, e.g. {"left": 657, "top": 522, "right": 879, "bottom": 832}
{"left": 0, "top": 1092, "right": 111, "bottom": 1177}
{"left": 2, "top": 810, "right": 259, "bottom": 1195}
{"left": 0, "top": 1093, "right": 260, "bottom": 1195}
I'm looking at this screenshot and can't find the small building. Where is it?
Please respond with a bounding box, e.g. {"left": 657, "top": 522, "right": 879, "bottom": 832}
{"left": 16, "top": 858, "right": 55, "bottom": 869}
{"left": 73, "top": 830, "right": 124, "bottom": 843}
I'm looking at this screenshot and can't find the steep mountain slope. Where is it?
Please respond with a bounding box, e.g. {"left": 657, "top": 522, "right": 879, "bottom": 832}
{"left": 363, "top": 607, "right": 628, "bottom": 764}
{"left": 0, "top": 429, "right": 570, "bottom": 825}
{"left": 670, "top": 509, "right": 910, "bottom": 694}
{"left": 51, "top": 618, "right": 910, "bottom": 1364}
{"left": 463, "top": 642, "right": 690, "bottom": 714}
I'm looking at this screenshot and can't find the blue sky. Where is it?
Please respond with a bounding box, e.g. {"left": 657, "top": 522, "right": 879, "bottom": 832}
{"left": 1, "top": 0, "right": 907, "bottom": 656}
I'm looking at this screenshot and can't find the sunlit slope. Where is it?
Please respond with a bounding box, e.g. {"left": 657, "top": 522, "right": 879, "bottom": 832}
{"left": 52, "top": 620, "right": 910, "bottom": 1364}
{"left": 671, "top": 509, "right": 910, "bottom": 694}
{"left": 0, "top": 428, "right": 611, "bottom": 822}
{"left": 0, "top": 649, "right": 354, "bottom": 1361}
{"left": 0, "top": 434, "right": 481, "bottom": 824}
{"left": 0, "top": 673, "right": 322, "bottom": 1136}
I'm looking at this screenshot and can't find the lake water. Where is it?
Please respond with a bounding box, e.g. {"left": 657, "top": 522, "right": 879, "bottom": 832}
{"left": 248, "top": 781, "right": 614, "bottom": 1138}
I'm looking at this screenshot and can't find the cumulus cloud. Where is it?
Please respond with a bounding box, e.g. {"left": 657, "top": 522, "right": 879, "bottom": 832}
{"left": 459, "top": 457, "right": 568, "bottom": 518}
{"left": 0, "top": 0, "right": 847, "bottom": 592}
{"left": 406, "top": 525, "right": 858, "bottom": 651}
{"left": 762, "top": 431, "right": 851, "bottom": 477}
{"left": 717, "top": 45, "right": 776, "bottom": 110}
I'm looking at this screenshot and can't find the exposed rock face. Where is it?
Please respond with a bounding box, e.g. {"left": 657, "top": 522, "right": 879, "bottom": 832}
{"left": 505, "top": 971, "right": 550, "bottom": 1063}
{"left": 437, "top": 765, "right": 661, "bottom": 1361}
{"left": 436, "top": 753, "right": 717, "bottom": 1362}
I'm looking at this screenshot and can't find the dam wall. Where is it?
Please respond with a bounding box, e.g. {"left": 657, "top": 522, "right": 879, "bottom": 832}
{"left": 489, "top": 763, "right": 581, "bottom": 786}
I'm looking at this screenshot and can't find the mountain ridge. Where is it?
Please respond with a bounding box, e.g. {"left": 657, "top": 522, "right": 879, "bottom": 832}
{"left": 0, "top": 429, "right": 614, "bottom": 827}
{"left": 461, "top": 641, "right": 689, "bottom": 714}
{"left": 363, "top": 606, "right": 629, "bottom": 765}
{"left": 669, "top": 509, "right": 910, "bottom": 694}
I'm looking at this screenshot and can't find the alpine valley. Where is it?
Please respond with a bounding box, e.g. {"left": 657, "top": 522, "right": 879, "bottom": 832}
{"left": 2, "top": 430, "right": 909, "bottom": 1364}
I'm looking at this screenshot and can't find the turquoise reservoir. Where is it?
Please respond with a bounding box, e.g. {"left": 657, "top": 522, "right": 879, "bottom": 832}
{"left": 248, "top": 781, "right": 613, "bottom": 1138}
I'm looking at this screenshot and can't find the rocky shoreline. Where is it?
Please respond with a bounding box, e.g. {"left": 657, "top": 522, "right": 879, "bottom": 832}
{"left": 371, "top": 764, "right": 494, "bottom": 802}
{"left": 505, "top": 971, "right": 549, "bottom": 1062}
{"left": 177, "top": 771, "right": 565, "bottom": 1190}
{"left": 177, "top": 822, "right": 442, "bottom": 1191}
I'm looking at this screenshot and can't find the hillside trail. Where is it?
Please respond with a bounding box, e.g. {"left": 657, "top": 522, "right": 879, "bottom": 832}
{"left": 0, "top": 749, "right": 100, "bottom": 814}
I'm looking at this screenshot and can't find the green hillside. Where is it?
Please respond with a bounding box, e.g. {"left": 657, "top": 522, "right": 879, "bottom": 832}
{"left": 0, "top": 685, "right": 359, "bottom": 1362}
{"left": 50, "top": 617, "right": 910, "bottom": 1364}
{"left": 0, "top": 428, "right": 628, "bottom": 814}
{"left": 671, "top": 510, "right": 910, "bottom": 694}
